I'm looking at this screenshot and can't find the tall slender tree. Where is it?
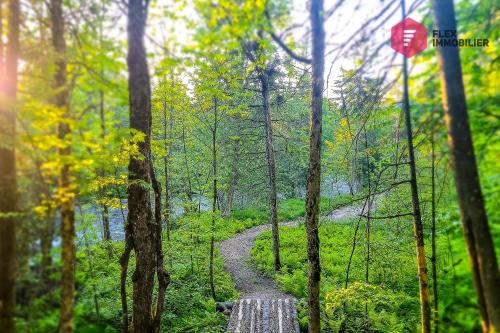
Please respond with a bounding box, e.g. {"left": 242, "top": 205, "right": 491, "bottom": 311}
{"left": 258, "top": 62, "right": 281, "bottom": 271}
{"left": 49, "top": 0, "right": 76, "bottom": 332}
{"left": 97, "top": 2, "right": 111, "bottom": 243}
{"left": 120, "top": 0, "right": 169, "bottom": 331}
{"left": 162, "top": 78, "right": 173, "bottom": 242}
{"left": 401, "top": 2, "right": 431, "bottom": 332}
{"left": 209, "top": 96, "right": 218, "bottom": 299}
{"left": 244, "top": 30, "right": 282, "bottom": 271}
{"left": 0, "top": 0, "right": 20, "bottom": 331}
{"left": 430, "top": 117, "right": 439, "bottom": 333}
{"left": 305, "top": 0, "right": 325, "bottom": 331}
{"left": 431, "top": 1, "right": 500, "bottom": 331}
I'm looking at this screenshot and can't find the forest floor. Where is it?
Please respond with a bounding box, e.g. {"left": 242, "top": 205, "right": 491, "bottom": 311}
{"left": 219, "top": 204, "right": 363, "bottom": 300}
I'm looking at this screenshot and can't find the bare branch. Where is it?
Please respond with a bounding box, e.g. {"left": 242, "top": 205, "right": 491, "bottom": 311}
{"left": 264, "top": 10, "right": 312, "bottom": 64}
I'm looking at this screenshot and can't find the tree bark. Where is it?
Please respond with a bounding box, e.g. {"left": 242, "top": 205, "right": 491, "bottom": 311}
{"left": 101, "top": 204, "right": 111, "bottom": 241}
{"left": 121, "top": 1, "right": 168, "bottom": 332}
{"left": 97, "top": 3, "right": 111, "bottom": 242}
{"left": 401, "top": 3, "right": 431, "bottom": 331}
{"left": 163, "top": 82, "right": 173, "bottom": 241}
{"left": 99, "top": 88, "right": 111, "bottom": 242}
{"left": 305, "top": 0, "right": 325, "bottom": 331}
{"left": 150, "top": 164, "right": 169, "bottom": 333}
{"left": 0, "top": 0, "right": 19, "bottom": 331}
{"left": 431, "top": 1, "right": 500, "bottom": 331}
{"left": 259, "top": 70, "right": 281, "bottom": 271}
{"left": 363, "top": 127, "right": 371, "bottom": 285}
{"left": 49, "top": 1, "right": 76, "bottom": 332}
{"left": 225, "top": 132, "right": 241, "bottom": 217}
{"left": 40, "top": 206, "right": 55, "bottom": 283}
{"left": 181, "top": 123, "right": 194, "bottom": 208}
{"left": 340, "top": 88, "right": 359, "bottom": 195}
{"left": 430, "top": 124, "right": 438, "bottom": 333}
{"left": 209, "top": 96, "right": 218, "bottom": 300}
{"left": 128, "top": 2, "right": 155, "bottom": 330}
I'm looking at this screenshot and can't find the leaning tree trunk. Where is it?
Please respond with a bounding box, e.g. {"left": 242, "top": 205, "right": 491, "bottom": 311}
{"left": 0, "top": 0, "right": 19, "bottom": 331}
{"left": 49, "top": 1, "right": 76, "bottom": 332}
{"left": 402, "top": 56, "right": 431, "bottom": 333}
{"left": 401, "top": 3, "right": 431, "bottom": 331}
{"left": 120, "top": 1, "right": 169, "bottom": 332}
{"left": 305, "top": 0, "right": 325, "bottom": 332}
{"left": 259, "top": 70, "right": 281, "bottom": 271}
{"left": 431, "top": 1, "right": 500, "bottom": 331}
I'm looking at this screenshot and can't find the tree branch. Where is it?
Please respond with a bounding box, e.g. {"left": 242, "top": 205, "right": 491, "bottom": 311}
{"left": 264, "top": 10, "right": 312, "bottom": 64}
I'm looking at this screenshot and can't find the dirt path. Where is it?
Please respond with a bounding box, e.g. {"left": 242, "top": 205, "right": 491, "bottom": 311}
{"left": 219, "top": 204, "right": 362, "bottom": 300}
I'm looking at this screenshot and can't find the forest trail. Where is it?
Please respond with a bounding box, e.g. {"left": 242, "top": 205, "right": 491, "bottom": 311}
{"left": 220, "top": 203, "right": 363, "bottom": 299}
{"left": 220, "top": 204, "right": 362, "bottom": 332}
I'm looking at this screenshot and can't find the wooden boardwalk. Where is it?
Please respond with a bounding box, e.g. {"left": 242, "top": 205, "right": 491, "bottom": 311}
{"left": 226, "top": 298, "right": 300, "bottom": 333}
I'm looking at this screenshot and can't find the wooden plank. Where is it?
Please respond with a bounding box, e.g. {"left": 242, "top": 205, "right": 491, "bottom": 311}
{"left": 227, "top": 298, "right": 299, "bottom": 333}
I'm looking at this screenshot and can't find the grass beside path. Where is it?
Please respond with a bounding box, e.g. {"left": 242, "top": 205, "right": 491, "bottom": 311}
{"left": 250, "top": 213, "right": 494, "bottom": 332}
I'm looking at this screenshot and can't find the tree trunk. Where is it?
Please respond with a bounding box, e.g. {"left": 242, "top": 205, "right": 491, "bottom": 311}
{"left": 49, "top": 1, "right": 76, "bottom": 332}
{"left": 225, "top": 134, "right": 240, "bottom": 217}
{"left": 78, "top": 204, "right": 101, "bottom": 320}
{"left": 181, "top": 123, "right": 194, "bottom": 208}
{"left": 163, "top": 83, "right": 173, "bottom": 242}
{"left": 363, "top": 127, "right": 371, "bottom": 285}
{"left": 430, "top": 124, "right": 438, "bottom": 333}
{"left": 99, "top": 88, "right": 111, "bottom": 242}
{"left": 150, "top": 164, "right": 169, "bottom": 333}
{"left": 401, "top": 3, "right": 431, "bottom": 331}
{"left": 97, "top": 3, "right": 111, "bottom": 243}
{"left": 128, "top": 3, "right": 155, "bottom": 330}
{"left": 101, "top": 203, "right": 111, "bottom": 241}
{"left": 34, "top": 150, "right": 54, "bottom": 284}
{"left": 120, "top": 1, "right": 168, "bottom": 332}
{"left": 40, "top": 207, "right": 55, "bottom": 283}
{"left": 431, "top": 1, "right": 500, "bottom": 331}
{"left": 259, "top": 71, "right": 281, "bottom": 271}
{"left": 305, "top": 0, "right": 325, "bottom": 332}
{"left": 340, "top": 88, "right": 358, "bottom": 195}
{"left": 0, "top": 0, "right": 19, "bottom": 331}
{"left": 209, "top": 96, "right": 218, "bottom": 300}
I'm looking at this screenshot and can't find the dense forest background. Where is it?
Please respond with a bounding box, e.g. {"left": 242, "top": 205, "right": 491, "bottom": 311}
{"left": 0, "top": 0, "right": 498, "bottom": 332}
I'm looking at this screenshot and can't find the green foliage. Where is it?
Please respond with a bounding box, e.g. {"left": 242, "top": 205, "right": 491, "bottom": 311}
{"left": 10, "top": 0, "right": 500, "bottom": 332}
{"left": 16, "top": 211, "right": 269, "bottom": 332}
{"left": 233, "top": 196, "right": 353, "bottom": 223}
{"left": 251, "top": 211, "right": 491, "bottom": 332}
{"left": 325, "top": 282, "right": 419, "bottom": 333}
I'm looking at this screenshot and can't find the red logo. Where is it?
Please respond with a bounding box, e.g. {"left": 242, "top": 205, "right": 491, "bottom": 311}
{"left": 391, "top": 18, "right": 427, "bottom": 58}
